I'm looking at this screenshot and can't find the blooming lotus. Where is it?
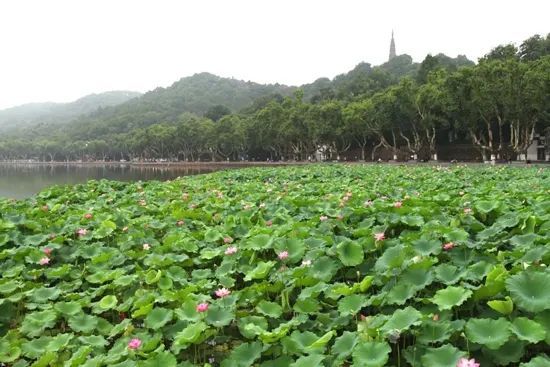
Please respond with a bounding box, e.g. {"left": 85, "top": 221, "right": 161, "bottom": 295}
{"left": 223, "top": 237, "right": 233, "bottom": 244}
{"left": 41, "top": 205, "right": 49, "bottom": 212}
{"left": 457, "top": 358, "right": 480, "bottom": 367}
{"left": 39, "top": 257, "right": 50, "bottom": 265}
{"left": 266, "top": 220, "right": 273, "bottom": 227}
{"left": 43, "top": 248, "right": 52, "bottom": 256}
{"left": 394, "top": 201, "right": 403, "bottom": 208}
{"left": 76, "top": 228, "right": 88, "bottom": 236}
{"left": 182, "top": 193, "right": 189, "bottom": 200}
{"left": 464, "top": 208, "right": 472, "bottom": 214}
{"left": 128, "top": 338, "right": 142, "bottom": 350}
{"left": 278, "top": 251, "right": 289, "bottom": 260}
{"left": 443, "top": 242, "right": 455, "bottom": 251}
{"left": 215, "top": 288, "right": 231, "bottom": 298}
{"left": 259, "top": 203, "right": 266, "bottom": 208}
{"left": 84, "top": 213, "right": 93, "bottom": 219}
{"left": 374, "top": 232, "right": 385, "bottom": 241}
{"left": 177, "top": 220, "right": 184, "bottom": 226}
{"left": 320, "top": 215, "right": 328, "bottom": 221}
{"left": 364, "top": 200, "right": 373, "bottom": 207}
{"left": 225, "top": 246, "right": 237, "bottom": 255}
{"left": 196, "top": 302, "right": 209, "bottom": 312}
{"left": 122, "top": 226, "right": 129, "bottom": 232}
{"left": 143, "top": 243, "right": 150, "bottom": 250}
{"left": 301, "top": 259, "right": 312, "bottom": 267}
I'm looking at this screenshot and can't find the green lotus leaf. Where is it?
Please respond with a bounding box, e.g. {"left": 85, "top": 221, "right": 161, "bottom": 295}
{"left": 246, "top": 234, "right": 273, "bottom": 250}
{"left": 519, "top": 356, "right": 550, "bottom": 367}
{"left": 293, "top": 298, "right": 320, "bottom": 313}
{"left": 220, "top": 342, "right": 263, "bottom": 367}
{"left": 384, "top": 282, "right": 417, "bottom": 305}
{"left": 375, "top": 244, "right": 406, "bottom": 272}
{"left": 78, "top": 335, "right": 108, "bottom": 348}
{"left": 141, "top": 351, "right": 177, "bottom": 367}
{"left": 401, "top": 214, "right": 424, "bottom": 227}
{"left": 145, "top": 269, "right": 162, "bottom": 284}
{"left": 47, "top": 333, "right": 73, "bottom": 352}
{"left": 282, "top": 331, "right": 319, "bottom": 355}
{"left": 21, "top": 336, "right": 52, "bottom": 358}
{"left": 0, "top": 338, "right": 20, "bottom": 363}
{"left": 352, "top": 341, "right": 391, "bottom": 367}
{"left": 380, "top": 306, "right": 422, "bottom": 333}
{"left": 256, "top": 300, "right": 283, "bottom": 318}
{"left": 420, "top": 344, "right": 464, "bottom": 367}
{"left": 144, "top": 307, "right": 174, "bottom": 329}
{"left": 416, "top": 320, "right": 463, "bottom": 344}
{"left": 54, "top": 301, "right": 82, "bottom": 316}
{"left": 331, "top": 331, "right": 357, "bottom": 358}
{"left": 510, "top": 233, "right": 539, "bottom": 247}
{"left": 412, "top": 238, "right": 441, "bottom": 256}
{"left": 432, "top": 286, "right": 472, "bottom": 311}
{"left": 487, "top": 296, "right": 514, "bottom": 315}
{"left": 482, "top": 339, "right": 525, "bottom": 365}
{"left": 506, "top": 270, "right": 550, "bottom": 313}
{"left": 465, "top": 318, "right": 511, "bottom": 349}
{"left": 238, "top": 316, "right": 268, "bottom": 339}
{"left": 68, "top": 314, "right": 99, "bottom": 334}
{"left": 510, "top": 317, "right": 546, "bottom": 343}
{"left": 30, "top": 286, "right": 61, "bottom": 303}
{"left": 0, "top": 280, "right": 22, "bottom": 295}
{"left": 97, "top": 295, "right": 118, "bottom": 311}
{"left": 259, "top": 356, "right": 294, "bottom": 367}
{"left": 434, "top": 264, "right": 463, "bottom": 285}
{"left": 336, "top": 239, "right": 364, "bottom": 266}
{"left": 338, "top": 294, "right": 367, "bottom": 316}
{"left": 475, "top": 200, "right": 500, "bottom": 214}
{"left": 244, "top": 261, "right": 275, "bottom": 281}
{"left": 311, "top": 256, "right": 340, "bottom": 282}
{"left": 289, "top": 355, "right": 326, "bottom": 367}
{"left": 174, "top": 300, "right": 201, "bottom": 322}
{"left": 205, "top": 305, "right": 234, "bottom": 327}
{"left": 20, "top": 309, "right": 57, "bottom": 337}
{"left": 534, "top": 310, "right": 550, "bottom": 345}
{"left": 174, "top": 321, "right": 207, "bottom": 346}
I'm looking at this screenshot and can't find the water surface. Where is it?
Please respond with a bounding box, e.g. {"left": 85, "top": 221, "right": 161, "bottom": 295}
{"left": 0, "top": 164, "right": 224, "bottom": 199}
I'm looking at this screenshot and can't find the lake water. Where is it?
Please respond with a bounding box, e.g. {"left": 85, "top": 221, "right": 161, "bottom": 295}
{"left": 0, "top": 164, "right": 225, "bottom": 199}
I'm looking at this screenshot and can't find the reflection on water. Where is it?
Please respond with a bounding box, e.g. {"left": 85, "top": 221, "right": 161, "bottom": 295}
{"left": 0, "top": 164, "right": 223, "bottom": 199}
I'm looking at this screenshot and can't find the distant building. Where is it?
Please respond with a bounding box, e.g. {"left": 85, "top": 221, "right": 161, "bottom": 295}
{"left": 520, "top": 133, "right": 549, "bottom": 161}
{"left": 388, "top": 30, "right": 396, "bottom": 61}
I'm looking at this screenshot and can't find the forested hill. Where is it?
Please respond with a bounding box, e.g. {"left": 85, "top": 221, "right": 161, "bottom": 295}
{"left": 0, "top": 91, "right": 142, "bottom": 132}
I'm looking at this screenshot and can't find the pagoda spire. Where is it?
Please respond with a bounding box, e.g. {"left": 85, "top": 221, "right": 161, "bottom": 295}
{"left": 389, "top": 30, "right": 396, "bottom": 61}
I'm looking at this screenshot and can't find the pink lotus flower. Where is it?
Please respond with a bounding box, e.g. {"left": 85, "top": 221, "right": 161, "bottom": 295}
{"left": 143, "top": 243, "right": 150, "bottom": 250}
{"left": 374, "top": 232, "right": 385, "bottom": 241}
{"left": 182, "top": 193, "right": 189, "bottom": 200}
{"left": 177, "top": 220, "right": 185, "bottom": 226}
{"left": 394, "top": 201, "right": 403, "bottom": 208}
{"left": 41, "top": 205, "right": 49, "bottom": 212}
{"left": 39, "top": 257, "right": 50, "bottom": 265}
{"left": 345, "top": 191, "right": 353, "bottom": 197}
{"left": 225, "top": 246, "right": 237, "bottom": 255}
{"left": 464, "top": 208, "right": 472, "bottom": 214}
{"left": 433, "top": 314, "right": 439, "bottom": 321}
{"left": 215, "top": 288, "right": 231, "bottom": 298}
{"left": 320, "top": 215, "right": 328, "bottom": 221}
{"left": 457, "top": 358, "right": 480, "bottom": 367}
{"left": 342, "top": 196, "right": 350, "bottom": 202}
{"left": 443, "top": 242, "right": 455, "bottom": 251}
{"left": 278, "top": 251, "right": 289, "bottom": 260}
{"left": 128, "top": 338, "right": 142, "bottom": 350}
{"left": 84, "top": 213, "right": 93, "bottom": 219}
{"left": 43, "top": 248, "right": 52, "bottom": 256}
{"left": 76, "top": 228, "right": 88, "bottom": 236}
{"left": 266, "top": 220, "right": 273, "bottom": 227}
{"left": 196, "top": 302, "right": 209, "bottom": 312}
{"left": 223, "top": 237, "right": 233, "bottom": 244}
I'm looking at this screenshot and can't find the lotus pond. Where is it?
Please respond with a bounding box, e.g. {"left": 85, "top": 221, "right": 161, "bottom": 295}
{"left": 1, "top": 164, "right": 549, "bottom": 367}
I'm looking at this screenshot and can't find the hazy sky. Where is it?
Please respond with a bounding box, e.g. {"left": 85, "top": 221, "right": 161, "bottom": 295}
{"left": 0, "top": 0, "right": 548, "bottom": 109}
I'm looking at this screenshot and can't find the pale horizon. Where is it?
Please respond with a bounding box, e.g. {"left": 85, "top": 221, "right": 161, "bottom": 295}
{"left": 0, "top": 0, "right": 548, "bottom": 110}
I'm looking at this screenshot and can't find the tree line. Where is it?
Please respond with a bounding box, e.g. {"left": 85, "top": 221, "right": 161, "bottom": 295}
{"left": 0, "top": 34, "right": 548, "bottom": 162}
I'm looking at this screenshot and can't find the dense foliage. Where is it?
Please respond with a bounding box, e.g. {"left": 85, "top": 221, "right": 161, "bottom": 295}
{"left": 1, "top": 165, "right": 549, "bottom": 366}
{"left": 0, "top": 91, "right": 142, "bottom": 133}
{"left": 0, "top": 34, "right": 548, "bottom": 162}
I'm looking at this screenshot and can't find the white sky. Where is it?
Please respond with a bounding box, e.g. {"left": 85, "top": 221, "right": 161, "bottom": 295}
{"left": 0, "top": 0, "right": 548, "bottom": 110}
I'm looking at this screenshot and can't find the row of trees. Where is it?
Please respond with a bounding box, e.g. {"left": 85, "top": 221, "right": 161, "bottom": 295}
{"left": 1, "top": 35, "right": 548, "bottom": 162}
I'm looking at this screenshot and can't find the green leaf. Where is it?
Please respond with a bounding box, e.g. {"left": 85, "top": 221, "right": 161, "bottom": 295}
{"left": 141, "top": 352, "right": 177, "bottom": 367}
{"left": 78, "top": 335, "right": 108, "bottom": 348}
{"left": 144, "top": 307, "right": 173, "bottom": 329}
{"left": 205, "top": 305, "right": 234, "bottom": 327}
{"left": 20, "top": 310, "right": 57, "bottom": 337}
{"left": 432, "top": 286, "right": 472, "bottom": 311}
{"left": 97, "top": 295, "right": 118, "bottom": 311}
{"left": 420, "top": 344, "right": 464, "bottom": 367}
{"left": 256, "top": 301, "right": 283, "bottom": 318}
{"left": 509, "top": 317, "right": 546, "bottom": 343}
{"left": 174, "top": 321, "right": 207, "bottom": 346}
{"left": 465, "top": 318, "right": 511, "bottom": 349}
{"left": 244, "top": 261, "right": 275, "bottom": 281}
{"left": 520, "top": 356, "right": 550, "bottom": 367}
{"left": 331, "top": 331, "right": 357, "bottom": 357}
{"left": 380, "top": 306, "right": 422, "bottom": 333}
{"left": 476, "top": 200, "right": 499, "bottom": 214}
{"left": 221, "top": 342, "right": 263, "bottom": 367}
{"left": 289, "top": 355, "right": 325, "bottom": 367}
{"left": 487, "top": 296, "right": 514, "bottom": 315}
{"left": 30, "top": 287, "right": 61, "bottom": 303}
{"left": 506, "top": 270, "right": 550, "bottom": 312}
{"left": 338, "top": 294, "right": 367, "bottom": 316}
{"left": 336, "top": 239, "right": 364, "bottom": 266}
{"left": 352, "top": 341, "right": 391, "bottom": 367}
{"left": 54, "top": 302, "right": 82, "bottom": 316}
{"left": 68, "top": 314, "right": 99, "bottom": 334}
